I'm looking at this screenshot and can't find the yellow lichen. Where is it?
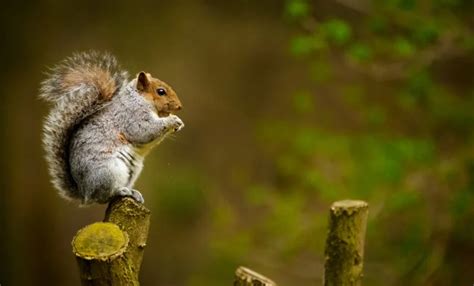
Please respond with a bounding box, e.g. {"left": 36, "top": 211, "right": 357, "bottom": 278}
{"left": 72, "top": 222, "right": 128, "bottom": 260}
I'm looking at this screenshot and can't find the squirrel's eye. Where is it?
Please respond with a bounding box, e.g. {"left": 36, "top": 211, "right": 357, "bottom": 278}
{"left": 156, "top": 88, "right": 167, "bottom": 96}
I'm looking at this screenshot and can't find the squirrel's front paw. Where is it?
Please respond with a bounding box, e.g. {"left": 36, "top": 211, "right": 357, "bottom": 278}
{"left": 167, "top": 115, "right": 184, "bottom": 132}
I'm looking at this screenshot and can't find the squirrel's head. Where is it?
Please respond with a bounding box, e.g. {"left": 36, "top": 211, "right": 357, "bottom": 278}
{"left": 135, "top": 71, "right": 182, "bottom": 117}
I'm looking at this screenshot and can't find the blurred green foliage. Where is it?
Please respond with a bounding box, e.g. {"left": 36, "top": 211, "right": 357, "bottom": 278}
{"left": 2, "top": 1, "right": 473, "bottom": 285}
{"left": 153, "top": 172, "right": 207, "bottom": 225}
{"left": 244, "top": 0, "right": 474, "bottom": 284}
{"left": 323, "top": 19, "right": 352, "bottom": 45}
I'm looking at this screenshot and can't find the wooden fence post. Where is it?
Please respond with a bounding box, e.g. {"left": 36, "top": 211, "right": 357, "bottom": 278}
{"left": 72, "top": 197, "right": 151, "bottom": 285}
{"left": 323, "top": 200, "right": 368, "bottom": 286}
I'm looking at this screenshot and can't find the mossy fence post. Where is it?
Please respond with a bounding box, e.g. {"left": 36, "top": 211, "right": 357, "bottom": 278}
{"left": 323, "top": 200, "right": 369, "bottom": 286}
{"left": 72, "top": 197, "right": 151, "bottom": 286}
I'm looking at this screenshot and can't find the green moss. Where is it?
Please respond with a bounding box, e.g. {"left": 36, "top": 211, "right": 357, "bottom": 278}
{"left": 72, "top": 222, "right": 128, "bottom": 260}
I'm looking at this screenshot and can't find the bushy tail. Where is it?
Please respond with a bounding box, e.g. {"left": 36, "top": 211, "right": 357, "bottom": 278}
{"left": 40, "top": 51, "right": 128, "bottom": 200}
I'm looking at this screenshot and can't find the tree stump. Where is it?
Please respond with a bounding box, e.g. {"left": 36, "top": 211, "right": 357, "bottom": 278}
{"left": 323, "top": 200, "right": 369, "bottom": 286}
{"left": 72, "top": 197, "right": 151, "bottom": 285}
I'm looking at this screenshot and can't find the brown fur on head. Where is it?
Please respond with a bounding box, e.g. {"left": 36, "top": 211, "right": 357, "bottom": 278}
{"left": 136, "top": 71, "right": 182, "bottom": 117}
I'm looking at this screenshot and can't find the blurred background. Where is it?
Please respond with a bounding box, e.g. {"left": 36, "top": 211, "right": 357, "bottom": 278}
{"left": 0, "top": 0, "right": 473, "bottom": 285}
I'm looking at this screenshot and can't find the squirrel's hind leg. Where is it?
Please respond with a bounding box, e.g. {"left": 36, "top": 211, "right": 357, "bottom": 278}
{"left": 77, "top": 166, "right": 144, "bottom": 204}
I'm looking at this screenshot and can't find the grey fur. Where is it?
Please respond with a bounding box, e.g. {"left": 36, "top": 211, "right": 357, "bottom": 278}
{"left": 40, "top": 52, "right": 184, "bottom": 205}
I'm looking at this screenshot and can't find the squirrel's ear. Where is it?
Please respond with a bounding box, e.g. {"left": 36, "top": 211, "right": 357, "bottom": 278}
{"left": 136, "top": 72, "right": 150, "bottom": 91}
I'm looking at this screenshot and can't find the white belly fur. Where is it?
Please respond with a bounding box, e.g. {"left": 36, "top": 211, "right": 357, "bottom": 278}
{"left": 113, "top": 145, "right": 145, "bottom": 188}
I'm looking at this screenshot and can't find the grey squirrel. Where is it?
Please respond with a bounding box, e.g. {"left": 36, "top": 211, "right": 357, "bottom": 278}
{"left": 40, "top": 51, "right": 184, "bottom": 205}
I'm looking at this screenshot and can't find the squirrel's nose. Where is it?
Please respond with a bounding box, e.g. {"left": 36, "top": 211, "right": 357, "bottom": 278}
{"left": 176, "top": 104, "right": 182, "bottom": 110}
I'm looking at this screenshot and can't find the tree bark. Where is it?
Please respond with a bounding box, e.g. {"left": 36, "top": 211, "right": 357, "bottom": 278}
{"left": 72, "top": 197, "right": 151, "bottom": 285}
{"left": 323, "top": 200, "right": 369, "bottom": 286}
{"left": 234, "top": 266, "right": 277, "bottom": 286}
{"left": 104, "top": 197, "right": 151, "bottom": 276}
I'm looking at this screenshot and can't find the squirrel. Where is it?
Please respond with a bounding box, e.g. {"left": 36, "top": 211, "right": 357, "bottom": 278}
{"left": 39, "top": 51, "right": 184, "bottom": 205}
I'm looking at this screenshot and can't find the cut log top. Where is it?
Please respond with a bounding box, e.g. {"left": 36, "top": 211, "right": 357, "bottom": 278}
{"left": 234, "top": 266, "right": 277, "bottom": 286}
{"left": 330, "top": 200, "right": 368, "bottom": 216}
{"left": 72, "top": 222, "right": 128, "bottom": 261}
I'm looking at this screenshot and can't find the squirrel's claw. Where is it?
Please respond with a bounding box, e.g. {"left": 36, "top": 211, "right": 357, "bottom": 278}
{"left": 167, "top": 115, "right": 184, "bottom": 132}
{"left": 115, "top": 187, "right": 144, "bottom": 204}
